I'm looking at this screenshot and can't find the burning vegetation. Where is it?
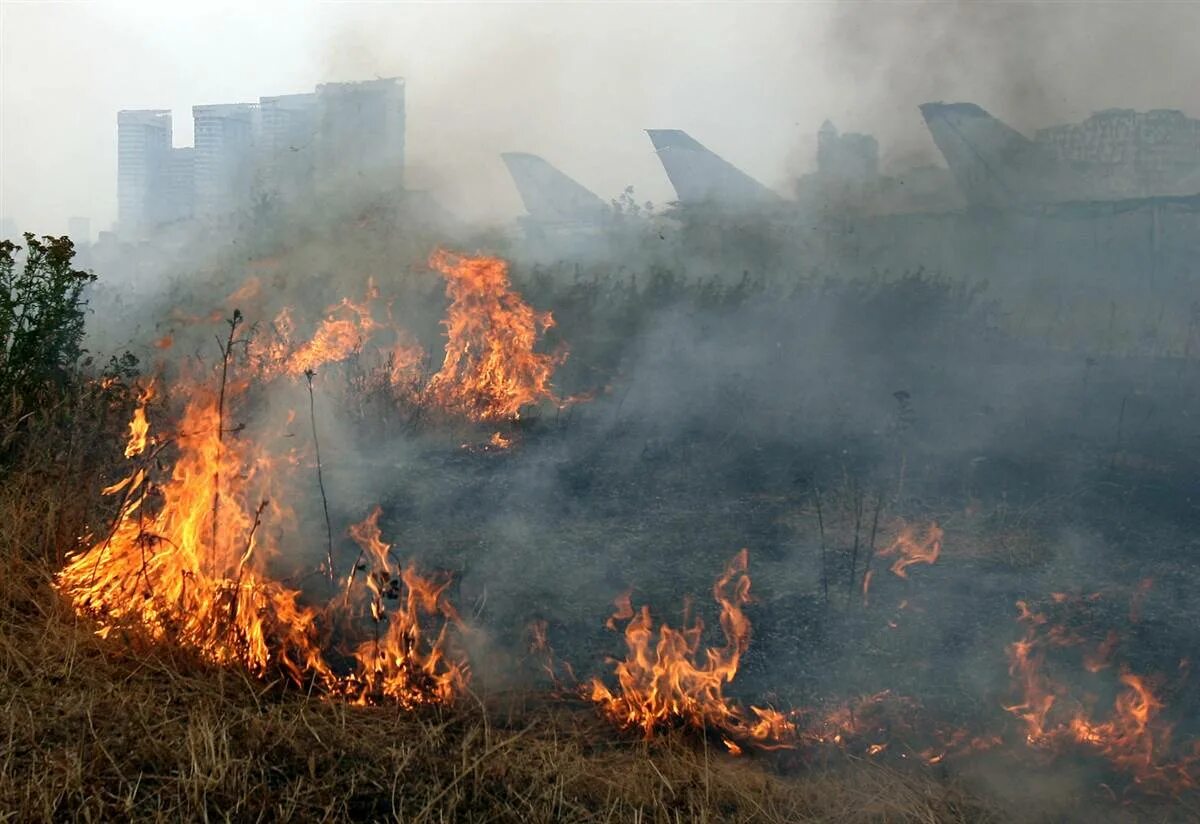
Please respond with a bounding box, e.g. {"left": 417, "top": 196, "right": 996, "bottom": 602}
{"left": 588, "top": 549, "right": 799, "bottom": 754}
{"left": 5, "top": 230, "right": 1200, "bottom": 821}
{"left": 55, "top": 249, "right": 562, "bottom": 706}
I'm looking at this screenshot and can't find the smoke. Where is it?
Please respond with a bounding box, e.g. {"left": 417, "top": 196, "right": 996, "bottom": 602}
{"left": 821, "top": 1, "right": 1200, "bottom": 169}
{"left": 13, "top": 3, "right": 1200, "bottom": 815}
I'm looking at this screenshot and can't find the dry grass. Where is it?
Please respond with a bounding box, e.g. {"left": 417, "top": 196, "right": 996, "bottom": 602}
{"left": 0, "top": 394, "right": 1008, "bottom": 823}
{"left": 0, "top": 557, "right": 998, "bottom": 823}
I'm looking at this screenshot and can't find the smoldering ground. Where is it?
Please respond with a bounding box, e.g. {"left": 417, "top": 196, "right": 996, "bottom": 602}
{"left": 69, "top": 166, "right": 1200, "bottom": 818}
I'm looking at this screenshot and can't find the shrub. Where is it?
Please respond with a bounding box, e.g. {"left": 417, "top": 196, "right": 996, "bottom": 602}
{"left": 0, "top": 234, "right": 96, "bottom": 401}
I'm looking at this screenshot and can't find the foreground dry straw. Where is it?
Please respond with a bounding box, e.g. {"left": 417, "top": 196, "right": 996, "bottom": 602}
{"left": 3, "top": 564, "right": 997, "bottom": 823}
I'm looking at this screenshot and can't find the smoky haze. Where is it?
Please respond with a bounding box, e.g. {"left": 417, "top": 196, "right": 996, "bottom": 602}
{"left": 5, "top": 1, "right": 1200, "bottom": 234}
{"left": 5, "top": 3, "right": 1200, "bottom": 817}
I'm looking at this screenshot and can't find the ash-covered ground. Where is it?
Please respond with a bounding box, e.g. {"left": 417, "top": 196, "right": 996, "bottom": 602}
{"left": 78, "top": 200, "right": 1200, "bottom": 817}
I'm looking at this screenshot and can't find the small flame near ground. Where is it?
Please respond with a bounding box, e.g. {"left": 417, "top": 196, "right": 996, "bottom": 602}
{"left": 588, "top": 549, "right": 798, "bottom": 754}
{"left": 1004, "top": 588, "right": 1199, "bottom": 795}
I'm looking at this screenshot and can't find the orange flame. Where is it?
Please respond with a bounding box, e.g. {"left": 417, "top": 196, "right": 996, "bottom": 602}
{"left": 1003, "top": 594, "right": 1197, "bottom": 794}
{"left": 57, "top": 315, "right": 471, "bottom": 707}
{"left": 123, "top": 382, "right": 156, "bottom": 458}
{"left": 57, "top": 374, "right": 332, "bottom": 685}
{"left": 280, "top": 295, "right": 382, "bottom": 377}
{"left": 589, "top": 550, "right": 796, "bottom": 753}
{"left": 342, "top": 507, "right": 467, "bottom": 707}
{"left": 877, "top": 520, "right": 942, "bottom": 579}
{"left": 425, "top": 249, "right": 562, "bottom": 421}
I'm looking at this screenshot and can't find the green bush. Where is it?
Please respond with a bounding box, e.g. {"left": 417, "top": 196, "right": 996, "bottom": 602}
{"left": 0, "top": 233, "right": 96, "bottom": 400}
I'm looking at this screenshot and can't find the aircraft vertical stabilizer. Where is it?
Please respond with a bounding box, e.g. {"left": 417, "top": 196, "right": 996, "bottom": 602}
{"left": 919, "top": 102, "right": 1087, "bottom": 207}
{"left": 646, "top": 129, "right": 780, "bottom": 206}
{"left": 500, "top": 152, "right": 608, "bottom": 222}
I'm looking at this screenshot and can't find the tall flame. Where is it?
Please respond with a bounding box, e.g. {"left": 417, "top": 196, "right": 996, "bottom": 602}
{"left": 425, "top": 249, "right": 562, "bottom": 421}
{"left": 57, "top": 375, "right": 332, "bottom": 685}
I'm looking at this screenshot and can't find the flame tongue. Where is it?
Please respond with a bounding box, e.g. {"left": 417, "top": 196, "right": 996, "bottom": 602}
{"left": 343, "top": 507, "right": 467, "bottom": 707}
{"left": 58, "top": 379, "right": 332, "bottom": 684}
{"left": 1004, "top": 592, "right": 1197, "bottom": 794}
{"left": 425, "top": 249, "right": 562, "bottom": 422}
{"left": 589, "top": 549, "right": 797, "bottom": 752}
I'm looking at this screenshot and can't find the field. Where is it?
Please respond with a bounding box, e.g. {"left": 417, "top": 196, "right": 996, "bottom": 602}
{"left": 3, "top": 226, "right": 1200, "bottom": 822}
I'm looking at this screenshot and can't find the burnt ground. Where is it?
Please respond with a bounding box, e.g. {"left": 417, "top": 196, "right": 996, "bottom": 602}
{"left": 273, "top": 274, "right": 1200, "bottom": 816}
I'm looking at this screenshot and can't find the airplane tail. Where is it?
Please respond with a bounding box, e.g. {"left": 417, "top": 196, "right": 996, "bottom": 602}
{"left": 645, "top": 129, "right": 779, "bottom": 206}
{"left": 919, "top": 102, "right": 1084, "bottom": 207}
{"left": 500, "top": 153, "right": 607, "bottom": 222}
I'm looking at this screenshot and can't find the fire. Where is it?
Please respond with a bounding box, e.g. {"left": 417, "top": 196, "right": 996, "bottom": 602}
{"left": 1003, "top": 593, "right": 1198, "bottom": 794}
{"left": 55, "top": 280, "right": 490, "bottom": 707}
{"left": 123, "top": 381, "right": 156, "bottom": 458}
{"left": 588, "top": 549, "right": 797, "bottom": 753}
{"left": 57, "top": 368, "right": 332, "bottom": 685}
{"left": 248, "top": 251, "right": 565, "bottom": 426}
{"left": 425, "top": 249, "right": 562, "bottom": 421}
{"left": 877, "top": 520, "right": 942, "bottom": 579}
{"left": 342, "top": 507, "right": 467, "bottom": 707}
{"left": 862, "top": 520, "right": 943, "bottom": 605}
{"left": 276, "top": 293, "right": 382, "bottom": 377}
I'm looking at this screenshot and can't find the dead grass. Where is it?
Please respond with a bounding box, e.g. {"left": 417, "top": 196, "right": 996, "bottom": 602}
{"left": 0, "top": 555, "right": 1001, "bottom": 823}
{"left": 0, "top": 394, "right": 1008, "bottom": 823}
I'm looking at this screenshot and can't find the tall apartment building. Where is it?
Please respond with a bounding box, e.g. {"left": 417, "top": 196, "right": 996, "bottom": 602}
{"left": 166, "top": 148, "right": 196, "bottom": 222}
{"left": 315, "top": 78, "right": 405, "bottom": 187}
{"left": 259, "top": 92, "right": 317, "bottom": 198}
{"left": 117, "top": 77, "right": 407, "bottom": 231}
{"left": 117, "top": 109, "right": 173, "bottom": 234}
{"left": 192, "top": 103, "right": 257, "bottom": 219}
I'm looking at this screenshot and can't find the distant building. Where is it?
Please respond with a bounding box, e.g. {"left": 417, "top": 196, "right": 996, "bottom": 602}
{"left": 192, "top": 103, "right": 257, "bottom": 219}
{"left": 67, "top": 217, "right": 91, "bottom": 244}
{"left": 0, "top": 217, "right": 16, "bottom": 241}
{"left": 1035, "top": 109, "right": 1200, "bottom": 199}
{"left": 817, "top": 121, "right": 879, "bottom": 184}
{"left": 117, "top": 109, "right": 173, "bottom": 234}
{"left": 165, "top": 148, "right": 196, "bottom": 223}
{"left": 921, "top": 102, "right": 1200, "bottom": 207}
{"left": 115, "top": 78, "right": 407, "bottom": 230}
{"left": 315, "top": 78, "right": 405, "bottom": 187}
{"left": 797, "top": 120, "right": 961, "bottom": 216}
{"left": 259, "top": 92, "right": 317, "bottom": 198}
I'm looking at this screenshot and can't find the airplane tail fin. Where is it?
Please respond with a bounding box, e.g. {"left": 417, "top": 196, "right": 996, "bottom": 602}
{"left": 500, "top": 153, "right": 607, "bottom": 222}
{"left": 646, "top": 129, "right": 779, "bottom": 206}
{"left": 919, "top": 102, "right": 1081, "bottom": 207}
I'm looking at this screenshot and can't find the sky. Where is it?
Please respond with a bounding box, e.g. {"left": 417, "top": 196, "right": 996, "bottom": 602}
{"left": 3, "top": 0, "right": 1200, "bottom": 235}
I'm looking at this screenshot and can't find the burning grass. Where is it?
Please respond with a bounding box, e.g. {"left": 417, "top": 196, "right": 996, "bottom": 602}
{"left": 6, "top": 247, "right": 1200, "bottom": 820}
{"left": 54, "top": 250, "right": 559, "bottom": 707}
{"left": 3, "top": 526, "right": 996, "bottom": 821}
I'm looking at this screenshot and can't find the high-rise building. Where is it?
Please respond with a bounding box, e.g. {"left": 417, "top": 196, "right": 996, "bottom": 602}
{"left": 116, "top": 78, "right": 408, "bottom": 230}
{"left": 817, "top": 120, "right": 879, "bottom": 183}
{"left": 117, "top": 109, "right": 173, "bottom": 234}
{"left": 259, "top": 92, "right": 317, "bottom": 198}
{"left": 193, "top": 103, "right": 257, "bottom": 219}
{"left": 165, "top": 148, "right": 196, "bottom": 222}
{"left": 315, "top": 78, "right": 405, "bottom": 188}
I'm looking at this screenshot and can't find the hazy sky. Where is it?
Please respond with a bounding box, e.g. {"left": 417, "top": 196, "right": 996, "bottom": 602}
{"left": 4, "top": 1, "right": 1200, "bottom": 234}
